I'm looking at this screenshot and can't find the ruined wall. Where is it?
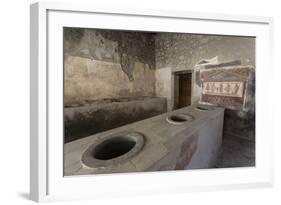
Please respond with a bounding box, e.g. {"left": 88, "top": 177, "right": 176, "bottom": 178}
{"left": 155, "top": 33, "right": 255, "bottom": 105}
{"left": 155, "top": 33, "right": 255, "bottom": 141}
{"left": 64, "top": 29, "right": 256, "bottom": 142}
{"left": 64, "top": 28, "right": 156, "bottom": 104}
{"left": 155, "top": 33, "right": 255, "bottom": 69}
{"left": 64, "top": 97, "right": 167, "bottom": 142}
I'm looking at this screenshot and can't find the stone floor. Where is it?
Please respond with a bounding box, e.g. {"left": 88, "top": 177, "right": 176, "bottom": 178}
{"left": 215, "top": 135, "right": 255, "bottom": 168}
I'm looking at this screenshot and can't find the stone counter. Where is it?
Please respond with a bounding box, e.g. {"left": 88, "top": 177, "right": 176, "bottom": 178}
{"left": 64, "top": 104, "right": 224, "bottom": 176}
{"left": 64, "top": 96, "right": 167, "bottom": 142}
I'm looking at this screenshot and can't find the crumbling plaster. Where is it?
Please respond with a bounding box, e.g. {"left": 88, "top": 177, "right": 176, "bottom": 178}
{"left": 155, "top": 33, "right": 255, "bottom": 69}
{"left": 64, "top": 28, "right": 255, "bottom": 141}
{"left": 154, "top": 33, "right": 255, "bottom": 141}
{"left": 154, "top": 33, "right": 255, "bottom": 108}
{"left": 64, "top": 28, "right": 156, "bottom": 104}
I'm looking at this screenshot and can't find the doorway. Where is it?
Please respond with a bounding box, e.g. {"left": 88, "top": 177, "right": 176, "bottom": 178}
{"left": 174, "top": 72, "right": 192, "bottom": 110}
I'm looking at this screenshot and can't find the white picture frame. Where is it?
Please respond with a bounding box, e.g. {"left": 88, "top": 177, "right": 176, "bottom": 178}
{"left": 30, "top": 1, "right": 274, "bottom": 202}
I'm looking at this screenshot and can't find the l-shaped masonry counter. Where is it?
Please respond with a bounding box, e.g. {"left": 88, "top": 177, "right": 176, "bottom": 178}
{"left": 64, "top": 104, "right": 224, "bottom": 176}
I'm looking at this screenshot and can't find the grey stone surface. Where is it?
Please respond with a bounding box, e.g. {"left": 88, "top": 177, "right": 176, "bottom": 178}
{"left": 64, "top": 96, "right": 167, "bottom": 142}
{"left": 166, "top": 113, "right": 195, "bottom": 125}
{"left": 187, "top": 111, "right": 224, "bottom": 169}
{"left": 215, "top": 135, "right": 255, "bottom": 168}
{"left": 130, "top": 143, "right": 168, "bottom": 171}
{"left": 64, "top": 104, "right": 224, "bottom": 176}
{"left": 81, "top": 131, "right": 145, "bottom": 168}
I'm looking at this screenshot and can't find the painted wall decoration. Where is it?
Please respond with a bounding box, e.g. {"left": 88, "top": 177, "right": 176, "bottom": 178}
{"left": 200, "top": 66, "right": 253, "bottom": 110}
{"left": 202, "top": 81, "right": 245, "bottom": 97}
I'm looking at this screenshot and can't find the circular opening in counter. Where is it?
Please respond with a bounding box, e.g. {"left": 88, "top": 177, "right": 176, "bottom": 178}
{"left": 81, "top": 132, "right": 145, "bottom": 168}
{"left": 166, "top": 114, "right": 194, "bottom": 125}
{"left": 93, "top": 136, "right": 136, "bottom": 160}
{"left": 195, "top": 105, "right": 214, "bottom": 111}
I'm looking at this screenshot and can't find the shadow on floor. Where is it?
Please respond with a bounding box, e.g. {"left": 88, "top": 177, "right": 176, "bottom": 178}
{"left": 215, "top": 135, "right": 255, "bottom": 168}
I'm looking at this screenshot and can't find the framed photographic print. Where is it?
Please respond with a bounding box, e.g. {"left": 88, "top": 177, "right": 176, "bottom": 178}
{"left": 30, "top": 1, "right": 274, "bottom": 202}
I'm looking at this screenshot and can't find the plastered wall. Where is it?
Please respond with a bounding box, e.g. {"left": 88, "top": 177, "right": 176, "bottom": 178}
{"left": 154, "top": 33, "right": 255, "bottom": 141}
{"left": 64, "top": 29, "right": 255, "bottom": 141}
{"left": 155, "top": 33, "right": 255, "bottom": 69}
{"left": 64, "top": 28, "right": 156, "bottom": 105}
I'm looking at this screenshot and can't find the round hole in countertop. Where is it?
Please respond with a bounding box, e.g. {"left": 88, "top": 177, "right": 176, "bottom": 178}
{"left": 93, "top": 136, "right": 136, "bottom": 160}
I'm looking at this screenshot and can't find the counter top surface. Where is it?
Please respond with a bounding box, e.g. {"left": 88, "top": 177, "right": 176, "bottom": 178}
{"left": 64, "top": 104, "right": 224, "bottom": 176}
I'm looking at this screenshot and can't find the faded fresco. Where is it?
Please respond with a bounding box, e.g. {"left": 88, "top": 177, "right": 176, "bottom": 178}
{"left": 63, "top": 27, "right": 255, "bottom": 176}
{"left": 200, "top": 66, "right": 253, "bottom": 110}
{"left": 202, "top": 81, "right": 244, "bottom": 97}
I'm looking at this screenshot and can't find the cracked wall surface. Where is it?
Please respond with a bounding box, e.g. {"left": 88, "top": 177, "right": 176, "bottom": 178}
{"left": 64, "top": 28, "right": 156, "bottom": 104}
{"left": 64, "top": 28, "right": 255, "bottom": 141}
{"left": 155, "top": 33, "right": 255, "bottom": 69}
{"left": 154, "top": 33, "right": 255, "bottom": 108}
{"left": 155, "top": 33, "right": 255, "bottom": 141}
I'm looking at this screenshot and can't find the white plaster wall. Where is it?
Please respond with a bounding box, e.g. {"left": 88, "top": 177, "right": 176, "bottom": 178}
{"left": 155, "top": 67, "right": 172, "bottom": 111}
{"left": 193, "top": 67, "right": 202, "bottom": 104}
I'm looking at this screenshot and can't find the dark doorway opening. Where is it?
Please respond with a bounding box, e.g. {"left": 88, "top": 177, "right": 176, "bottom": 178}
{"left": 174, "top": 72, "right": 192, "bottom": 110}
